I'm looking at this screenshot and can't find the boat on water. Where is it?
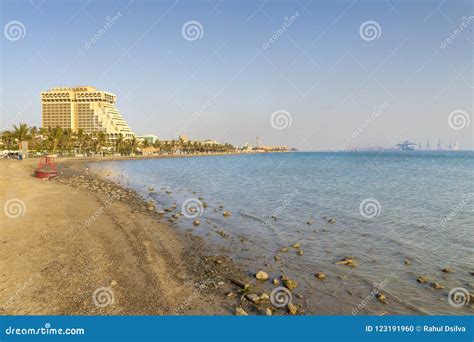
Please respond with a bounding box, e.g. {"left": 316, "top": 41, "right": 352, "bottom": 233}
{"left": 33, "top": 156, "right": 58, "bottom": 179}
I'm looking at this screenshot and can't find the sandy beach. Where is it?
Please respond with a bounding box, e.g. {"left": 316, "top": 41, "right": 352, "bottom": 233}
{"left": 0, "top": 157, "right": 261, "bottom": 315}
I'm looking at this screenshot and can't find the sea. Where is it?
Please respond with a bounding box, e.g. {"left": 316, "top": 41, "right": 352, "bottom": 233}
{"left": 89, "top": 151, "right": 474, "bottom": 315}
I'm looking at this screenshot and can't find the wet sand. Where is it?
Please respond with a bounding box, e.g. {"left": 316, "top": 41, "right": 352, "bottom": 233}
{"left": 0, "top": 157, "right": 267, "bottom": 315}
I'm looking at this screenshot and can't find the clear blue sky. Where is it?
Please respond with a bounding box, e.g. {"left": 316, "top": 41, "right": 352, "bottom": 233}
{"left": 1, "top": 0, "right": 472, "bottom": 149}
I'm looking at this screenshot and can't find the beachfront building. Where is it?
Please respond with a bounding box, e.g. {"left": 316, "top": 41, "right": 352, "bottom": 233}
{"left": 41, "top": 86, "right": 134, "bottom": 139}
{"left": 137, "top": 134, "right": 159, "bottom": 144}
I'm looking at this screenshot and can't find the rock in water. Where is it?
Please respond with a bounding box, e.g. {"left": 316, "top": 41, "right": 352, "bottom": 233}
{"left": 245, "top": 293, "right": 260, "bottom": 304}
{"left": 335, "top": 256, "right": 358, "bottom": 267}
{"left": 292, "top": 243, "right": 301, "bottom": 249}
{"left": 441, "top": 267, "right": 453, "bottom": 273}
{"left": 256, "top": 271, "right": 269, "bottom": 281}
{"left": 431, "top": 282, "right": 444, "bottom": 289}
{"left": 193, "top": 219, "right": 200, "bottom": 226}
{"left": 417, "top": 276, "right": 428, "bottom": 284}
{"left": 283, "top": 278, "right": 298, "bottom": 291}
{"left": 287, "top": 303, "right": 298, "bottom": 315}
{"left": 376, "top": 293, "right": 388, "bottom": 304}
{"left": 235, "top": 307, "right": 248, "bottom": 316}
{"left": 223, "top": 211, "right": 231, "bottom": 217}
{"left": 297, "top": 250, "right": 304, "bottom": 256}
{"left": 315, "top": 272, "right": 326, "bottom": 280}
{"left": 272, "top": 278, "right": 280, "bottom": 286}
{"left": 327, "top": 218, "right": 336, "bottom": 224}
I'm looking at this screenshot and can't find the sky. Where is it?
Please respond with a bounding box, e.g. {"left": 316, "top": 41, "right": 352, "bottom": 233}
{"left": 0, "top": 0, "right": 472, "bottom": 150}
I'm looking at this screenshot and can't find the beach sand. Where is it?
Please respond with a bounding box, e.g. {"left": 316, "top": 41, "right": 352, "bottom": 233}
{"left": 0, "top": 158, "right": 251, "bottom": 315}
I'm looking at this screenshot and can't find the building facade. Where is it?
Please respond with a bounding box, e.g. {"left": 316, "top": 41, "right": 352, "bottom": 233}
{"left": 41, "top": 86, "right": 134, "bottom": 138}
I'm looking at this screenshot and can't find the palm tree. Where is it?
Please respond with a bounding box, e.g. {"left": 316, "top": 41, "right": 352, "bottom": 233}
{"left": 115, "top": 134, "right": 124, "bottom": 154}
{"left": 50, "top": 127, "right": 63, "bottom": 155}
{"left": 12, "top": 123, "right": 30, "bottom": 149}
{"left": 127, "top": 136, "right": 139, "bottom": 155}
{"left": 96, "top": 131, "right": 107, "bottom": 154}
{"left": 75, "top": 128, "right": 85, "bottom": 154}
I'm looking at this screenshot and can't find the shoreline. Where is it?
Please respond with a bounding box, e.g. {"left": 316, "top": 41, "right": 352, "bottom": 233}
{"left": 0, "top": 156, "right": 301, "bottom": 316}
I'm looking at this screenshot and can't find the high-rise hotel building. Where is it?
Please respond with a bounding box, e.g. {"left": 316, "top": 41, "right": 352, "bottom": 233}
{"left": 41, "top": 86, "right": 134, "bottom": 138}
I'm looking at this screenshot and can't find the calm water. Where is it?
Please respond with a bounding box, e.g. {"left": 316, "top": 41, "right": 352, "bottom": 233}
{"left": 90, "top": 152, "right": 474, "bottom": 315}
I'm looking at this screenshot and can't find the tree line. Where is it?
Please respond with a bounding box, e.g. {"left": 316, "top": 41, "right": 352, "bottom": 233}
{"left": 1, "top": 123, "right": 236, "bottom": 156}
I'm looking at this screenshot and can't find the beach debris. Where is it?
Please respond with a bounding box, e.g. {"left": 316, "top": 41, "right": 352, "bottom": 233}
{"left": 274, "top": 255, "right": 281, "bottom": 261}
{"left": 431, "top": 282, "right": 445, "bottom": 289}
{"left": 335, "top": 256, "right": 358, "bottom": 267}
{"left": 256, "top": 271, "right": 269, "bottom": 281}
{"left": 314, "top": 272, "right": 326, "bottom": 280}
{"left": 265, "top": 308, "right": 273, "bottom": 316}
{"left": 376, "top": 293, "right": 388, "bottom": 304}
{"left": 327, "top": 218, "right": 336, "bottom": 224}
{"left": 441, "top": 267, "right": 453, "bottom": 273}
{"left": 193, "top": 219, "right": 200, "bottom": 226}
{"left": 230, "top": 278, "right": 250, "bottom": 290}
{"left": 235, "top": 307, "right": 248, "bottom": 316}
{"left": 287, "top": 303, "right": 298, "bottom": 315}
{"left": 272, "top": 278, "right": 280, "bottom": 286}
{"left": 245, "top": 293, "right": 260, "bottom": 304}
{"left": 416, "top": 276, "right": 429, "bottom": 284}
{"left": 297, "top": 250, "right": 304, "bottom": 256}
{"left": 260, "top": 293, "right": 270, "bottom": 302}
{"left": 283, "top": 278, "right": 298, "bottom": 291}
{"left": 292, "top": 242, "right": 301, "bottom": 249}
{"left": 216, "top": 230, "right": 228, "bottom": 238}
{"left": 280, "top": 247, "right": 289, "bottom": 253}
{"left": 223, "top": 211, "right": 231, "bottom": 217}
